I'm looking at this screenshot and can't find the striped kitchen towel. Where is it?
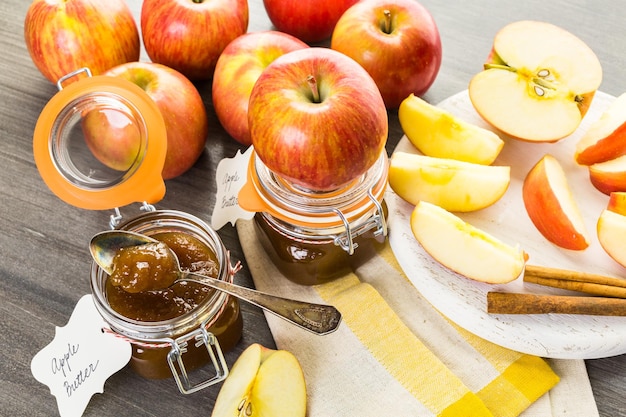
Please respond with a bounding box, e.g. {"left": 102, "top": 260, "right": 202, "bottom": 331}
{"left": 236, "top": 219, "right": 598, "bottom": 417}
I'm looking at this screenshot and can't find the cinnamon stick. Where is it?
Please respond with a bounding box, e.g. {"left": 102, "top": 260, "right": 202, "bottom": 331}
{"left": 524, "top": 265, "right": 626, "bottom": 298}
{"left": 487, "top": 292, "right": 626, "bottom": 316}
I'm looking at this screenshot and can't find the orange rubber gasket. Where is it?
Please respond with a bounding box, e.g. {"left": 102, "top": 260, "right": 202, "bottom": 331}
{"left": 33, "top": 75, "right": 167, "bottom": 210}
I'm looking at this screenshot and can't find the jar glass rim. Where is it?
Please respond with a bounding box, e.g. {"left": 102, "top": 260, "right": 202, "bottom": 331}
{"left": 90, "top": 210, "right": 231, "bottom": 342}
{"left": 250, "top": 150, "right": 388, "bottom": 228}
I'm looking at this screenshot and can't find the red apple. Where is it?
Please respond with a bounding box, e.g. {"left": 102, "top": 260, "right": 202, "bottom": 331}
{"left": 248, "top": 47, "right": 388, "bottom": 191}
{"left": 331, "top": 0, "right": 442, "bottom": 108}
{"left": 141, "top": 0, "right": 249, "bottom": 80}
{"left": 522, "top": 154, "right": 590, "bottom": 250}
{"left": 263, "top": 0, "right": 358, "bottom": 43}
{"left": 212, "top": 31, "right": 309, "bottom": 146}
{"left": 99, "top": 62, "right": 208, "bottom": 180}
{"left": 24, "top": 0, "right": 140, "bottom": 84}
{"left": 82, "top": 107, "right": 143, "bottom": 172}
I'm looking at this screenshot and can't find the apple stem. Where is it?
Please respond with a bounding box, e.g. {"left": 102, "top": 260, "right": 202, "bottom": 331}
{"left": 382, "top": 10, "right": 392, "bottom": 34}
{"left": 307, "top": 75, "right": 321, "bottom": 103}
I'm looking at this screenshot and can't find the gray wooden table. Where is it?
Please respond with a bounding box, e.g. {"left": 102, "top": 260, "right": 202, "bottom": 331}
{"left": 2, "top": 0, "right": 624, "bottom": 415}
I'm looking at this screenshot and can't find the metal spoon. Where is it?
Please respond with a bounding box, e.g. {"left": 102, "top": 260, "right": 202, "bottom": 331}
{"left": 89, "top": 230, "right": 342, "bottom": 335}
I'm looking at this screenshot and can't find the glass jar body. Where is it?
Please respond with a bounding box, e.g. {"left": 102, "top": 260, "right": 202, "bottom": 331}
{"left": 90, "top": 210, "right": 242, "bottom": 382}
{"left": 254, "top": 208, "right": 387, "bottom": 286}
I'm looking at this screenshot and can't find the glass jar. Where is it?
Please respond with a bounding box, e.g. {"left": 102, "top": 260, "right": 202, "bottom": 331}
{"left": 90, "top": 209, "right": 243, "bottom": 394}
{"left": 244, "top": 150, "right": 389, "bottom": 286}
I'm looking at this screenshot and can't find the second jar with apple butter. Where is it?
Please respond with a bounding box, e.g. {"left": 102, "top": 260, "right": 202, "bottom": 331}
{"left": 245, "top": 150, "right": 389, "bottom": 286}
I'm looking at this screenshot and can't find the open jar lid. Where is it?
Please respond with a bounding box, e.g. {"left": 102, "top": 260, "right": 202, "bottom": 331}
{"left": 239, "top": 149, "right": 389, "bottom": 229}
{"left": 33, "top": 68, "right": 167, "bottom": 210}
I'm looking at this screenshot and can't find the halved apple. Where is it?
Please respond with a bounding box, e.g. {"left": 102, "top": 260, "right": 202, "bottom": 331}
{"left": 589, "top": 155, "right": 626, "bottom": 195}
{"left": 597, "top": 193, "right": 626, "bottom": 268}
{"left": 575, "top": 93, "right": 626, "bottom": 165}
{"left": 389, "top": 151, "right": 510, "bottom": 212}
{"left": 469, "top": 20, "right": 602, "bottom": 142}
{"left": 410, "top": 201, "right": 526, "bottom": 283}
{"left": 211, "top": 343, "right": 307, "bottom": 417}
{"left": 398, "top": 94, "right": 504, "bottom": 165}
{"left": 522, "top": 154, "right": 590, "bottom": 250}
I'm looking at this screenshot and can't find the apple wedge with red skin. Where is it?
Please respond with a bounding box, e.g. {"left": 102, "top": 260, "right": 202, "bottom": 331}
{"left": 469, "top": 20, "right": 602, "bottom": 142}
{"left": 588, "top": 155, "right": 626, "bottom": 195}
{"left": 331, "top": 0, "right": 442, "bottom": 108}
{"left": 522, "top": 154, "right": 590, "bottom": 250}
{"left": 248, "top": 48, "right": 388, "bottom": 192}
{"left": 597, "top": 192, "right": 626, "bottom": 268}
{"left": 24, "top": 0, "right": 140, "bottom": 84}
{"left": 141, "top": 0, "right": 248, "bottom": 80}
{"left": 212, "top": 31, "right": 309, "bottom": 146}
{"left": 575, "top": 93, "right": 626, "bottom": 166}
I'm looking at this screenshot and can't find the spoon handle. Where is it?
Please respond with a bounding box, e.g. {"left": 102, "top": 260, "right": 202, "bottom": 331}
{"left": 182, "top": 273, "right": 342, "bottom": 335}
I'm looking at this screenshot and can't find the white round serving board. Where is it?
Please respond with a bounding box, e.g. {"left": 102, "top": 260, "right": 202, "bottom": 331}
{"left": 388, "top": 90, "right": 626, "bottom": 359}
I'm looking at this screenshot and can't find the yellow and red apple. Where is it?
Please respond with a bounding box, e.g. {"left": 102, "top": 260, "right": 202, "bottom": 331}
{"left": 141, "top": 0, "right": 248, "bottom": 80}
{"left": 597, "top": 192, "right": 626, "bottom": 268}
{"left": 81, "top": 107, "right": 143, "bottom": 172}
{"left": 24, "top": 0, "right": 139, "bottom": 84}
{"left": 522, "top": 154, "right": 590, "bottom": 250}
{"left": 91, "top": 62, "right": 208, "bottom": 180}
{"left": 398, "top": 94, "right": 504, "bottom": 164}
{"left": 212, "top": 31, "right": 308, "bottom": 146}
{"left": 588, "top": 155, "right": 626, "bottom": 195}
{"left": 331, "top": 0, "right": 442, "bottom": 108}
{"left": 575, "top": 93, "right": 626, "bottom": 166}
{"left": 263, "top": 0, "right": 358, "bottom": 43}
{"left": 211, "top": 343, "right": 307, "bottom": 417}
{"left": 410, "top": 201, "right": 527, "bottom": 283}
{"left": 469, "top": 20, "right": 602, "bottom": 142}
{"left": 248, "top": 48, "right": 388, "bottom": 192}
{"left": 389, "top": 152, "right": 510, "bottom": 212}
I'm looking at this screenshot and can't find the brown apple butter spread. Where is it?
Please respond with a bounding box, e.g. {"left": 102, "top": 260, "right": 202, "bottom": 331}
{"left": 106, "top": 232, "right": 221, "bottom": 321}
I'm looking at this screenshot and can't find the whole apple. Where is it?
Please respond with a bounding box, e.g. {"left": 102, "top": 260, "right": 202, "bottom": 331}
{"left": 331, "top": 0, "right": 442, "bottom": 108}
{"left": 24, "top": 0, "right": 140, "bottom": 84}
{"left": 82, "top": 107, "right": 143, "bottom": 172}
{"left": 102, "top": 62, "right": 208, "bottom": 180}
{"left": 212, "top": 31, "right": 309, "bottom": 146}
{"left": 248, "top": 48, "right": 388, "bottom": 191}
{"left": 263, "top": 0, "right": 359, "bottom": 43}
{"left": 141, "top": 0, "right": 249, "bottom": 80}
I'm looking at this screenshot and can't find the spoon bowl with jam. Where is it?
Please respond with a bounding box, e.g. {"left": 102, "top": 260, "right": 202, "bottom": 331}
{"left": 90, "top": 230, "right": 342, "bottom": 335}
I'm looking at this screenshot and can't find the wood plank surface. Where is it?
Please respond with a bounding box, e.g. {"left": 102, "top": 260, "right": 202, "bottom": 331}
{"left": 1, "top": 0, "right": 624, "bottom": 416}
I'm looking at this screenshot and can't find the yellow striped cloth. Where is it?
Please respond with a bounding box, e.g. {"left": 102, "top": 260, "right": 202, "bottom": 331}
{"left": 236, "top": 220, "right": 597, "bottom": 417}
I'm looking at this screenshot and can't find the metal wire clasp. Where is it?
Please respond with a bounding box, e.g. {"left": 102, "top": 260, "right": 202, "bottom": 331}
{"left": 167, "top": 325, "right": 229, "bottom": 394}
{"left": 333, "top": 187, "right": 388, "bottom": 255}
{"left": 108, "top": 202, "right": 156, "bottom": 229}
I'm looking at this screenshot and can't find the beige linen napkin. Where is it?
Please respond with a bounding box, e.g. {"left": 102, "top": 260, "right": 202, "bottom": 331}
{"left": 236, "top": 219, "right": 599, "bottom": 417}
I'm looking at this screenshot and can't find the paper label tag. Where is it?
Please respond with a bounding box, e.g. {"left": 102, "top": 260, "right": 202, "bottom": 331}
{"left": 211, "top": 146, "right": 255, "bottom": 230}
{"left": 31, "top": 294, "right": 132, "bottom": 417}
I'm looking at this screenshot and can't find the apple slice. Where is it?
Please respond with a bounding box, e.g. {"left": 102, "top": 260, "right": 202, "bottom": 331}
{"left": 469, "top": 20, "right": 602, "bottom": 142}
{"left": 575, "top": 93, "right": 626, "bottom": 165}
{"left": 522, "top": 154, "right": 590, "bottom": 250}
{"left": 410, "top": 201, "right": 526, "bottom": 283}
{"left": 589, "top": 155, "right": 626, "bottom": 195}
{"left": 597, "top": 193, "right": 626, "bottom": 268}
{"left": 211, "top": 343, "right": 306, "bottom": 417}
{"left": 389, "top": 151, "right": 510, "bottom": 212}
{"left": 398, "top": 94, "right": 504, "bottom": 165}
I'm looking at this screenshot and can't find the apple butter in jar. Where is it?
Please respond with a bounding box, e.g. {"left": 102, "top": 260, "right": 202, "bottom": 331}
{"left": 90, "top": 210, "right": 242, "bottom": 393}
{"left": 246, "top": 150, "right": 389, "bottom": 286}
